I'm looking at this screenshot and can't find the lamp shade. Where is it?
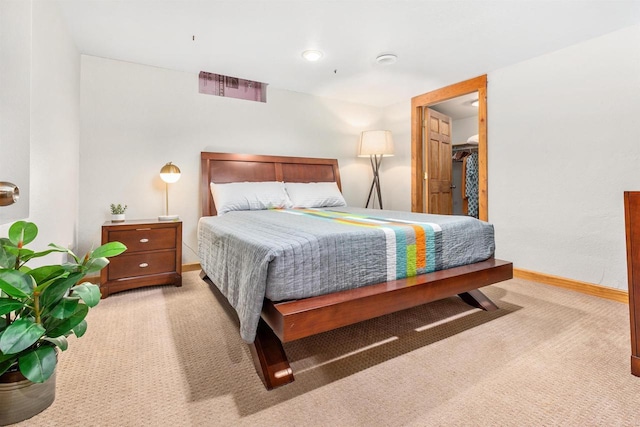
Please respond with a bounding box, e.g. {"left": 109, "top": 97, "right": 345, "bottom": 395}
{"left": 160, "top": 162, "right": 181, "bottom": 183}
{"left": 358, "top": 130, "right": 394, "bottom": 157}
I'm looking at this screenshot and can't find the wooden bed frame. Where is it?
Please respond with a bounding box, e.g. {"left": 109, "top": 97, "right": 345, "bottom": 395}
{"left": 200, "top": 152, "right": 513, "bottom": 389}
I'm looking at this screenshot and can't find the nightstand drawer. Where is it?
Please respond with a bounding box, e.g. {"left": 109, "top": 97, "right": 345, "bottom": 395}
{"left": 109, "top": 228, "right": 176, "bottom": 253}
{"left": 108, "top": 251, "right": 176, "bottom": 280}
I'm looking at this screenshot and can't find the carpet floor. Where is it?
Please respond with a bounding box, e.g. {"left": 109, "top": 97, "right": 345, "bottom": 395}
{"left": 13, "top": 271, "right": 640, "bottom": 426}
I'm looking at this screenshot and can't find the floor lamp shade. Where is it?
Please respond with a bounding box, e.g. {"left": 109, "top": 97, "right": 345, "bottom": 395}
{"left": 358, "top": 130, "right": 394, "bottom": 209}
{"left": 159, "top": 162, "right": 181, "bottom": 221}
{"left": 358, "top": 130, "right": 394, "bottom": 157}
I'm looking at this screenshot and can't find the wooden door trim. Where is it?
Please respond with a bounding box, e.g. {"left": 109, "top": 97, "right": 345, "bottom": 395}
{"left": 411, "top": 75, "right": 488, "bottom": 220}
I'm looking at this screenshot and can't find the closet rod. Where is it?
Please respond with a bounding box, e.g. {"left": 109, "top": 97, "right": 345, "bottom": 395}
{"left": 452, "top": 145, "right": 478, "bottom": 153}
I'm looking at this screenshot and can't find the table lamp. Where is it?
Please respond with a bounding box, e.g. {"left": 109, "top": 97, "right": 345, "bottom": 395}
{"left": 159, "top": 162, "right": 181, "bottom": 221}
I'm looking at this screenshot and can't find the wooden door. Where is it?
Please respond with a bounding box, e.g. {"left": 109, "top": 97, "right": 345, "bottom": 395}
{"left": 425, "top": 108, "right": 452, "bottom": 214}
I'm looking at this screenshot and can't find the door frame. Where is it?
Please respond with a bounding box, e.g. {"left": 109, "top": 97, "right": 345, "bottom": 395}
{"left": 411, "top": 75, "right": 488, "bottom": 220}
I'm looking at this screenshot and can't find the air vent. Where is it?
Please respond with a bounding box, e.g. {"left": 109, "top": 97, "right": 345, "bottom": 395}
{"left": 199, "top": 71, "right": 267, "bottom": 103}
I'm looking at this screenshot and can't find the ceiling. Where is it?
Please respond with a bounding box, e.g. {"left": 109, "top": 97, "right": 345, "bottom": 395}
{"left": 430, "top": 92, "right": 478, "bottom": 120}
{"left": 54, "top": 0, "right": 640, "bottom": 107}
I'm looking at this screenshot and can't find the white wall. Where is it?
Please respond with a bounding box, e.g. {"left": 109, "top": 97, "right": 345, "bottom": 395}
{"left": 378, "top": 24, "right": 640, "bottom": 291}
{"left": 489, "top": 24, "right": 640, "bottom": 290}
{"left": 452, "top": 115, "right": 478, "bottom": 145}
{"left": 29, "top": 0, "right": 81, "bottom": 262}
{"left": 0, "top": 1, "right": 80, "bottom": 264}
{"left": 0, "top": 0, "right": 31, "bottom": 225}
{"left": 380, "top": 99, "right": 412, "bottom": 212}
{"left": 79, "top": 56, "right": 385, "bottom": 262}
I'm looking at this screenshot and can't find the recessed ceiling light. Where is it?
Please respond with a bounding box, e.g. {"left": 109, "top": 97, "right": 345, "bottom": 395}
{"left": 302, "top": 50, "right": 323, "bottom": 62}
{"left": 471, "top": 100, "right": 479, "bottom": 107}
{"left": 376, "top": 53, "right": 397, "bottom": 65}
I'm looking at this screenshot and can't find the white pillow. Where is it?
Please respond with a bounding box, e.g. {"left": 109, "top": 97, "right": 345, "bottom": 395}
{"left": 210, "top": 181, "right": 293, "bottom": 215}
{"left": 284, "top": 182, "right": 347, "bottom": 208}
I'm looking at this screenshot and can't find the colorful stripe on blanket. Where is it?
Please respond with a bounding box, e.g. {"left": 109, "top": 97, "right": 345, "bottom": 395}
{"left": 278, "top": 209, "right": 442, "bottom": 281}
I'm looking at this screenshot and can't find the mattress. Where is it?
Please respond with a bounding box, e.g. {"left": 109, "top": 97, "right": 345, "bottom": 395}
{"left": 198, "top": 207, "right": 495, "bottom": 342}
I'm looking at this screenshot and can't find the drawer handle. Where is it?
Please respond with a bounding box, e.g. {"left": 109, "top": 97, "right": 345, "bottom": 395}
{"left": 139, "top": 238, "right": 149, "bottom": 243}
{"left": 139, "top": 263, "right": 149, "bottom": 268}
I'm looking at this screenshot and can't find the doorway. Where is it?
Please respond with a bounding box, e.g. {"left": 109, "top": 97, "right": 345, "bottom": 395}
{"left": 428, "top": 92, "right": 479, "bottom": 216}
{"left": 410, "top": 75, "right": 488, "bottom": 220}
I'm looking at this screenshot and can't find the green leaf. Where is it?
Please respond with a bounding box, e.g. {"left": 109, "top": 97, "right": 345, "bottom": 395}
{"left": 0, "top": 298, "right": 25, "bottom": 316}
{"left": 91, "top": 242, "right": 127, "bottom": 259}
{"left": 43, "top": 335, "right": 68, "bottom": 351}
{"left": 0, "top": 344, "right": 16, "bottom": 363}
{"left": 0, "top": 239, "right": 17, "bottom": 269}
{"left": 48, "top": 243, "right": 80, "bottom": 263}
{"left": 45, "top": 303, "right": 88, "bottom": 338}
{"left": 42, "top": 244, "right": 69, "bottom": 254}
{"left": 29, "top": 265, "right": 65, "bottom": 286}
{"left": 21, "top": 248, "right": 65, "bottom": 263}
{"left": 9, "top": 221, "right": 38, "bottom": 247}
{"left": 72, "top": 320, "right": 87, "bottom": 338}
{"left": 18, "top": 345, "right": 56, "bottom": 383}
{"left": 0, "top": 359, "right": 13, "bottom": 377}
{"left": 8, "top": 221, "right": 38, "bottom": 246}
{"left": 0, "top": 269, "right": 33, "bottom": 298}
{"left": 14, "top": 248, "right": 35, "bottom": 263}
{"left": 40, "top": 272, "right": 83, "bottom": 310}
{"left": 84, "top": 257, "right": 109, "bottom": 274}
{"left": 0, "top": 318, "right": 46, "bottom": 354}
{"left": 2, "top": 246, "right": 19, "bottom": 257}
{"left": 71, "top": 283, "right": 101, "bottom": 307}
{"left": 49, "top": 297, "right": 79, "bottom": 319}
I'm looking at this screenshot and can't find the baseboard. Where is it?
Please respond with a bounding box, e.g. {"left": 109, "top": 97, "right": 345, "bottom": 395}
{"left": 514, "top": 268, "right": 628, "bottom": 304}
{"left": 182, "top": 262, "right": 201, "bottom": 272}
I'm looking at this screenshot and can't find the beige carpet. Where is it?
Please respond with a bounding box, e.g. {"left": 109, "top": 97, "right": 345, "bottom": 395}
{"left": 14, "top": 271, "right": 640, "bottom": 426}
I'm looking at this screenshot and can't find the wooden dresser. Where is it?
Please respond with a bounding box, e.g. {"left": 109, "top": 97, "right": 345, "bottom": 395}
{"left": 100, "top": 219, "right": 182, "bottom": 298}
{"left": 624, "top": 192, "right": 640, "bottom": 376}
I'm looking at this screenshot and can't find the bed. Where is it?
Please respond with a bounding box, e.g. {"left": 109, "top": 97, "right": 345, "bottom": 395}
{"left": 198, "top": 152, "right": 513, "bottom": 389}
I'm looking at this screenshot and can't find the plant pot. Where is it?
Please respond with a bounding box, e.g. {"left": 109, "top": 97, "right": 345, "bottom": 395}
{"left": 111, "top": 214, "right": 125, "bottom": 223}
{"left": 0, "top": 369, "right": 56, "bottom": 426}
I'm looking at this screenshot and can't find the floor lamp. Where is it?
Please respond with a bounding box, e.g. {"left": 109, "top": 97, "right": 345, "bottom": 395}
{"left": 358, "top": 130, "right": 394, "bottom": 209}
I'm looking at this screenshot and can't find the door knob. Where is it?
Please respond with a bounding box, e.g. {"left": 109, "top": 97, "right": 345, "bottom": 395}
{"left": 0, "top": 182, "right": 20, "bottom": 206}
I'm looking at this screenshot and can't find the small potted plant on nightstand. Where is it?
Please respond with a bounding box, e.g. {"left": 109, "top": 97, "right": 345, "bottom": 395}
{"left": 110, "top": 203, "right": 127, "bottom": 222}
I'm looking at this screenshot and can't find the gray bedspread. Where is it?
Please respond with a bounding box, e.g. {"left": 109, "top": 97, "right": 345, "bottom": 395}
{"left": 198, "top": 207, "right": 495, "bottom": 342}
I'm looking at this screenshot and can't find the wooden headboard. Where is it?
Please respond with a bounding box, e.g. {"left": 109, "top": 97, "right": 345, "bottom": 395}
{"left": 201, "top": 152, "right": 342, "bottom": 217}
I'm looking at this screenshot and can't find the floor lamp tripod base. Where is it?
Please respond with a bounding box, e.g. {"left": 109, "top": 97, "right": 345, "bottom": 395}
{"left": 365, "top": 154, "right": 384, "bottom": 209}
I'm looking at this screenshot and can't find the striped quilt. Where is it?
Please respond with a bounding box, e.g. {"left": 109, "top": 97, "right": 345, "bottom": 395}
{"left": 280, "top": 209, "right": 442, "bottom": 280}
{"left": 198, "top": 207, "right": 495, "bottom": 342}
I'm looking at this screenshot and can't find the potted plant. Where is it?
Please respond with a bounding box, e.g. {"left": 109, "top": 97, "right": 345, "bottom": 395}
{"left": 0, "top": 220, "right": 126, "bottom": 425}
{"left": 110, "top": 203, "right": 127, "bottom": 222}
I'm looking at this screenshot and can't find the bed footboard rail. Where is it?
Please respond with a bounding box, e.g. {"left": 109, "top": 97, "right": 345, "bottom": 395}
{"left": 262, "top": 258, "right": 513, "bottom": 343}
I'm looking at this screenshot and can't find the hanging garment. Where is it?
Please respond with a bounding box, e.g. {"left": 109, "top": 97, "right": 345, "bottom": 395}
{"left": 461, "top": 155, "right": 468, "bottom": 215}
{"left": 465, "top": 152, "right": 479, "bottom": 218}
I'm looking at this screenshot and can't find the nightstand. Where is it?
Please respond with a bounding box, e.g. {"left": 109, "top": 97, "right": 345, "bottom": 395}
{"left": 100, "top": 219, "right": 182, "bottom": 298}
